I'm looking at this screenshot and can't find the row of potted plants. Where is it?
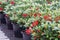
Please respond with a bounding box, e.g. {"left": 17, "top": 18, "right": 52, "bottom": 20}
{"left": 0, "top": 0, "right": 60, "bottom": 40}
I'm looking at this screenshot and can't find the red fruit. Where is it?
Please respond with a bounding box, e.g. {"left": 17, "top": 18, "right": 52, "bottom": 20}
{"left": 34, "top": 13, "right": 37, "bottom": 17}
{"left": 25, "top": 29, "right": 31, "bottom": 35}
{"left": 0, "top": 7, "right": 3, "bottom": 11}
{"left": 48, "top": 2, "right": 51, "bottom": 4}
{"left": 43, "top": 15, "right": 51, "bottom": 21}
{"left": 37, "top": 13, "right": 41, "bottom": 17}
{"left": 32, "top": 20, "right": 39, "bottom": 27}
{"left": 10, "top": 1, "right": 15, "bottom": 5}
{"left": 44, "top": 15, "right": 48, "bottom": 20}
{"left": 46, "top": 0, "right": 51, "bottom": 4}
{"left": 55, "top": 16, "right": 60, "bottom": 22}
{"left": 37, "top": 29, "right": 40, "bottom": 32}
{"left": 58, "top": 35, "right": 60, "bottom": 38}
{"left": 22, "top": 14, "right": 28, "bottom": 17}
{"left": 0, "top": 2, "right": 2, "bottom": 4}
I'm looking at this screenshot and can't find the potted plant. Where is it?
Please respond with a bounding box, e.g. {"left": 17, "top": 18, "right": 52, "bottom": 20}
{"left": 2, "top": 0, "right": 60, "bottom": 40}
{"left": 4, "top": 0, "right": 16, "bottom": 30}
{"left": 31, "top": 21, "right": 60, "bottom": 40}
{"left": 11, "top": 20, "right": 22, "bottom": 38}
{"left": 0, "top": 1, "right": 8, "bottom": 24}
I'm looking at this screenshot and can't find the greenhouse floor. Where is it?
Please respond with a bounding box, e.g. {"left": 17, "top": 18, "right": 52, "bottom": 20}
{"left": 0, "top": 24, "right": 22, "bottom": 40}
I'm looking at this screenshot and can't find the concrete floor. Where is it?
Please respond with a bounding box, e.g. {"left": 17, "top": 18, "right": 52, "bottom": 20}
{"left": 0, "top": 24, "right": 23, "bottom": 40}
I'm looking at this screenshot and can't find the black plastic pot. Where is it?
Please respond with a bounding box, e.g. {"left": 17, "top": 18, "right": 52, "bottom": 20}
{"left": 7, "top": 22, "right": 13, "bottom": 30}
{"left": 21, "top": 31, "right": 31, "bottom": 40}
{"left": 0, "top": 11, "right": 6, "bottom": 24}
{"left": 5, "top": 17, "right": 13, "bottom": 30}
{"left": 12, "top": 23, "right": 22, "bottom": 38}
{"left": 14, "top": 28, "right": 23, "bottom": 38}
{"left": 12, "top": 23, "right": 19, "bottom": 31}
{"left": 5, "top": 16, "right": 10, "bottom": 24}
{"left": 12, "top": 22, "right": 26, "bottom": 38}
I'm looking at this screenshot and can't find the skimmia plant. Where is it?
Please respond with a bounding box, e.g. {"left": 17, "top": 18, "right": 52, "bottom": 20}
{"left": 0, "top": 0, "right": 8, "bottom": 11}
{"left": 0, "top": 0, "right": 60, "bottom": 40}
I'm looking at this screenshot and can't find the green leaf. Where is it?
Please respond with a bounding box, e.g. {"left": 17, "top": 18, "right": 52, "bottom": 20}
{"left": 55, "top": 38, "right": 58, "bottom": 40}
